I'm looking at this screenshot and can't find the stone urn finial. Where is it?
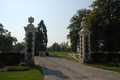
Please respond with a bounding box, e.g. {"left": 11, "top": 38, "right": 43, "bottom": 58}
{"left": 82, "top": 22, "right": 87, "bottom": 28}
{"left": 29, "top": 16, "right": 34, "bottom": 24}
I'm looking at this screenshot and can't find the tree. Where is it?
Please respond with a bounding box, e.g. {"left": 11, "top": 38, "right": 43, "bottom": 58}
{"left": 0, "top": 23, "right": 17, "bottom": 52}
{"left": 67, "top": 9, "right": 91, "bottom": 52}
{"left": 13, "top": 42, "right": 25, "bottom": 51}
{"left": 49, "top": 42, "right": 61, "bottom": 51}
{"left": 46, "top": 42, "right": 71, "bottom": 52}
{"left": 64, "top": 42, "right": 70, "bottom": 51}
{"left": 85, "top": 0, "right": 120, "bottom": 52}
{"left": 60, "top": 42, "right": 66, "bottom": 51}
{"left": 0, "top": 23, "right": 4, "bottom": 36}
{"left": 35, "top": 20, "right": 48, "bottom": 52}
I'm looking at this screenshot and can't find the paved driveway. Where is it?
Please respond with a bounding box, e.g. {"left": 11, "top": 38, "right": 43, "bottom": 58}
{"left": 35, "top": 57, "right": 120, "bottom": 80}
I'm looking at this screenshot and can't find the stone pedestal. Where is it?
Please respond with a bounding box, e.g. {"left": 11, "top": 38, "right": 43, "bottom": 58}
{"left": 78, "top": 22, "right": 92, "bottom": 63}
{"left": 24, "top": 17, "right": 37, "bottom": 65}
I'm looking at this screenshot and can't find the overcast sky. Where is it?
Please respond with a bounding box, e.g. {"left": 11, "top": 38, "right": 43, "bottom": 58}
{"left": 0, "top": 0, "right": 95, "bottom": 47}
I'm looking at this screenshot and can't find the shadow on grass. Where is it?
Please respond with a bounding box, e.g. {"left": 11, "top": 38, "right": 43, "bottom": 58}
{"left": 34, "top": 65, "right": 43, "bottom": 75}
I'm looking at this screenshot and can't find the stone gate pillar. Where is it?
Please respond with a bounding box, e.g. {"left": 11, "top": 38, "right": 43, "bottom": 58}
{"left": 24, "top": 17, "right": 37, "bottom": 65}
{"left": 78, "top": 22, "right": 92, "bottom": 63}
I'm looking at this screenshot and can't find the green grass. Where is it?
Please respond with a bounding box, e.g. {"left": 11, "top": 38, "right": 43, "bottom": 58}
{"left": 48, "top": 52, "right": 69, "bottom": 57}
{"left": 49, "top": 52, "right": 68, "bottom": 57}
{"left": 66, "top": 58, "right": 79, "bottom": 62}
{"left": 35, "top": 52, "right": 69, "bottom": 57}
{"left": 0, "top": 65, "right": 43, "bottom": 80}
{"left": 84, "top": 63, "right": 120, "bottom": 72}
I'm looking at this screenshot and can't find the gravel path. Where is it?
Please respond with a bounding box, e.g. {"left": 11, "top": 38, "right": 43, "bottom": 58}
{"left": 35, "top": 57, "right": 120, "bottom": 80}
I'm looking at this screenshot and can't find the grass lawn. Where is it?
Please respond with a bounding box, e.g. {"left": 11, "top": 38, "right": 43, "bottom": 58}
{"left": 84, "top": 63, "right": 120, "bottom": 72}
{"left": 35, "top": 52, "right": 69, "bottom": 57}
{"left": 0, "top": 66, "right": 43, "bottom": 80}
{"left": 65, "top": 58, "right": 79, "bottom": 62}
{"left": 49, "top": 52, "right": 69, "bottom": 57}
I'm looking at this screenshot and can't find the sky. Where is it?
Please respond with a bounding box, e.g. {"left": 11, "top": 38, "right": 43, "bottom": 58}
{"left": 0, "top": 0, "right": 95, "bottom": 47}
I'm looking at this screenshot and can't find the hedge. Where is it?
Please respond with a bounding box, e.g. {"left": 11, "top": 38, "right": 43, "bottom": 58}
{"left": 91, "top": 52, "right": 120, "bottom": 63}
{"left": 0, "top": 52, "right": 25, "bottom": 65}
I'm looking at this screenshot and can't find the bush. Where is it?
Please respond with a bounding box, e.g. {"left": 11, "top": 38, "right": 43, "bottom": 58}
{"left": 4, "top": 55, "right": 13, "bottom": 65}
{"left": 0, "top": 62, "right": 5, "bottom": 67}
{"left": 104, "top": 63, "right": 120, "bottom": 67}
{"left": 1, "top": 52, "right": 24, "bottom": 65}
{"left": 19, "top": 62, "right": 26, "bottom": 66}
{"left": 91, "top": 52, "right": 120, "bottom": 63}
{"left": 111, "top": 58, "right": 119, "bottom": 63}
{"left": 7, "top": 66, "right": 31, "bottom": 71}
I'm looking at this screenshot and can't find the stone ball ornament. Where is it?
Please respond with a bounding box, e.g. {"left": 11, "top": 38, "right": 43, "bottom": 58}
{"left": 82, "top": 22, "right": 87, "bottom": 28}
{"left": 29, "top": 16, "right": 34, "bottom": 24}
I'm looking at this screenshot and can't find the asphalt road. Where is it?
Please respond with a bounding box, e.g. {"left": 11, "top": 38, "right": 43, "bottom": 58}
{"left": 35, "top": 57, "right": 120, "bottom": 80}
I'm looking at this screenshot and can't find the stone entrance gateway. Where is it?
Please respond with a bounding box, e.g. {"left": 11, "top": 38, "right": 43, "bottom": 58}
{"left": 24, "top": 17, "right": 37, "bottom": 65}
{"left": 78, "top": 22, "right": 92, "bottom": 63}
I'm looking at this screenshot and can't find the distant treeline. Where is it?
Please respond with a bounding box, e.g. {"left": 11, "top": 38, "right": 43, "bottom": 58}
{"left": 46, "top": 42, "right": 71, "bottom": 52}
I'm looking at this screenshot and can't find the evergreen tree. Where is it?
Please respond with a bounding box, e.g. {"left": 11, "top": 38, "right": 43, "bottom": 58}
{"left": 35, "top": 20, "right": 48, "bottom": 52}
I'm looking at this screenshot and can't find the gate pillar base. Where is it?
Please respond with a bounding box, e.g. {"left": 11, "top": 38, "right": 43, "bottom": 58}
{"left": 25, "top": 59, "right": 34, "bottom": 65}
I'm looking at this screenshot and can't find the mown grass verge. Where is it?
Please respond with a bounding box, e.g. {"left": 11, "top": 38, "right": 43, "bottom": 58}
{"left": 84, "top": 63, "right": 120, "bottom": 72}
{"left": 49, "top": 52, "right": 69, "bottom": 57}
{"left": 65, "top": 58, "right": 79, "bottom": 62}
{"left": 0, "top": 65, "right": 43, "bottom": 80}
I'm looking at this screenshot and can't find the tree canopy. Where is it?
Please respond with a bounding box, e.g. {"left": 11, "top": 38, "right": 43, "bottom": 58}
{"left": 0, "top": 23, "right": 17, "bottom": 52}
{"left": 13, "top": 42, "right": 25, "bottom": 51}
{"left": 67, "top": 0, "right": 120, "bottom": 52}
{"left": 67, "top": 9, "right": 91, "bottom": 52}
{"left": 85, "top": 0, "right": 120, "bottom": 52}
{"left": 46, "top": 42, "right": 71, "bottom": 52}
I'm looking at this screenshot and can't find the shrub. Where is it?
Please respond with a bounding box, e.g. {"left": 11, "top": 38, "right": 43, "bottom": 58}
{"left": 0, "top": 62, "right": 5, "bottom": 67}
{"left": 19, "top": 62, "right": 26, "bottom": 66}
{"left": 98, "top": 55, "right": 107, "bottom": 63}
{"left": 104, "top": 63, "right": 120, "bottom": 67}
{"left": 7, "top": 66, "right": 31, "bottom": 71}
{"left": 4, "top": 55, "right": 13, "bottom": 65}
{"left": 111, "top": 58, "right": 119, "bottom": 63}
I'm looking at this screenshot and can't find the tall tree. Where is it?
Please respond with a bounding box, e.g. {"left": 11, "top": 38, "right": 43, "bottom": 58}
{"left": 0, "top": 23, "right": 17, "bottom": 52}
{"left": 35, "top": 20, "right": 48, "bottom": 52}
{"left": 67, "top": 9, "right": 91, "bottom": 52}
{"left": 85, "top": 0, "right": 120, "bottom": 52}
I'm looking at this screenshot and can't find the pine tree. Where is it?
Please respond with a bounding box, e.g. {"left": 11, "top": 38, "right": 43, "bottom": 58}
{"left": 35, "top": 20, "right": 48, "bottom": 52}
